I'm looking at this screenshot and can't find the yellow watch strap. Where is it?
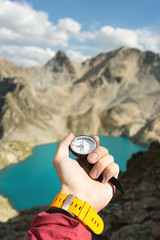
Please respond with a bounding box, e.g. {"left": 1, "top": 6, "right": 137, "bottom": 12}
{"left": 49, "top": 193, "right": 104, "bottom": 235}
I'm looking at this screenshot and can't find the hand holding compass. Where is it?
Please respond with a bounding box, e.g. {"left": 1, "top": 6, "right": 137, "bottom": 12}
{"left": 70, "top": 135, "right": 124, "bottom": 193}
{"left": 53, "top": 133, "right": 123, "bottom": 213}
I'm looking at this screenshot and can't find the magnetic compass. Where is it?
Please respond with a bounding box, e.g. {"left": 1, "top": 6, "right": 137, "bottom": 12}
{"left": 70, "top": 136, "right": 97, "bottom": 158}
{"left": 70, "top": 135, "right": 124, "bottom": 193}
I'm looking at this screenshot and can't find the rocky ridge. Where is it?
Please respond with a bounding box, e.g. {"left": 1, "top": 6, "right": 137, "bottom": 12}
{"left": 0, "top": 142, "right": 159, "bottom": 240}
{"left": 0, "top": 48, "right": 160, "bottom": 153}
{"left": 1, "top": 48, "right": 160, "bottom": 150}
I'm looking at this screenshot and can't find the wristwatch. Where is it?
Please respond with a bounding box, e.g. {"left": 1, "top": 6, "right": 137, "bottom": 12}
{"left": 48, "top": 193, "right": 104, "bottom": 235}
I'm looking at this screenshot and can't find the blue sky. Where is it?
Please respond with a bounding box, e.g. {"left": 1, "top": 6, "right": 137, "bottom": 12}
{"left": 25, "top": 0, "right": 160, "bottom": 29}
{"left": 0, "top": 0, "right": 160, "bottom": 67}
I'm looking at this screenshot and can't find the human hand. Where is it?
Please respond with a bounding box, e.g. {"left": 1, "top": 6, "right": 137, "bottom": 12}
{"left": 53, "top": 133, "right": 119, "bottom": 213}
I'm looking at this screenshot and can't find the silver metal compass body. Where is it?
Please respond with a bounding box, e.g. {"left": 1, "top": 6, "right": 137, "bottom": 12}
{"left": 69, "top": 136, "right": 97, "bottom": 158}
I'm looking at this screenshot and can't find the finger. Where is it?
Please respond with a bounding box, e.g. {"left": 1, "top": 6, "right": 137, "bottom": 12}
{"left": 92, "top": 135, "right": 99, "bottom": 147}
{"left": 89, "top": 154, "right": 114, "bottom": 179}
{"left": 53, "top": 132, "right": 75, "bottom": 163}
{"left": 102, "top": 163, "right": 120, "bottom": 183}
{"left": 87, "top": 146, "right": 109, "bottom": 164}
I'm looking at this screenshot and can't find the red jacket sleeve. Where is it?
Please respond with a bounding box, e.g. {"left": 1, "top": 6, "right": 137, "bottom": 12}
{"left": 26, "top": 212, "right": 92, "bottom": 240}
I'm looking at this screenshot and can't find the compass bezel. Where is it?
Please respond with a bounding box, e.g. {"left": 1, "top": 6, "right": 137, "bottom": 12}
{"left": 69, "top": 136, "right": 97, "bottom": 159}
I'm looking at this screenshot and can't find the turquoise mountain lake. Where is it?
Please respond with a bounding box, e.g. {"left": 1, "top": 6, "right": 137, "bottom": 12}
{"left": 0, "top": 136, "right": 146, "bottom": 210}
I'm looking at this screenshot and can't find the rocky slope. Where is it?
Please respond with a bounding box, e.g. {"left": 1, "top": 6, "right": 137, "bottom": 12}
{"left": 0, "top": 195, "right": 18, "bottom": 223}
{"left": 100, "top": 141, "right": 160, "bottom": 240}
{"left": 0, "top": 47, "right": 160, "bottom": 156}
{"left": 0, "top": 142, "right": 159, "bottom": 240}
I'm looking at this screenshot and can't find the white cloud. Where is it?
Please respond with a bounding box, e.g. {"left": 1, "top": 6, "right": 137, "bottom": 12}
{"left": 0, "top": 0, "right": 79, "bottom": 47}
{"left": 67, "top": 49, "right": 90, "bottom": 62}
{"left": 0, "top": 0, "right": 50, "bottom": 35}
{"left": 0, "top": 45, "right": 55, "bottom": 67}
{"left": 0, "top": 0, "right": 160, "bottom": 67}
{"left": 94, "top": 26, "right": 142, "bottom": 51}
{"left": 136, "top": 28, "right": 160, "bottom": 52}
{"left": 76, "top": 31, "right": 95, "bottom": 42}
{"left": 93, "top": 26, "right": 160, "bottom": 53}
{"left": 57, "top": 18, "right": 81, "bottom": 35}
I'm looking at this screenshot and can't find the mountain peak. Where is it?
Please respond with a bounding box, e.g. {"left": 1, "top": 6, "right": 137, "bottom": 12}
{"left": 55, "top": 50, "right": 67, "bottom": 59}
{"left": 45, "top": 50, "right": 75, "bottom": 74}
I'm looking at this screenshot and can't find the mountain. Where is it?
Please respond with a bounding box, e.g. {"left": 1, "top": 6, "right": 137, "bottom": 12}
{"left": 0, "top": 142, "right": 159, "bottom": 239}
{"left": 0, "top": 47, "right": 160, "bottom": 171}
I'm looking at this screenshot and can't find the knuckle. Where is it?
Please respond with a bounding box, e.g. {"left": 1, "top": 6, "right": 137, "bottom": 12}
{"left": 53, "top": 157, "right": 61, "bottom": 170}
{"left": 109, "top": 163, "right": 119, "bottom": 175}
{"left": 53, "top": 156, "right": 57, "bottom": 166}
{"left": 110, "top": 166, "right": 116, "bottom": 175}
{"left": 97, "top": 158, "right": 108, "bottom": 170}
{"left": 98, "top": 160, "right": 105, "bottom": 170}
{"left": 107, "top": 164, "right": 115, "bottom": 174}
{"left": 114, "top": 163, "right": 120, "bottom": 172}
{"left": 97, "top": 146, "right": 109, "bottom": 155}
{"left": 58, "top": 141, "right": 64, "bottom": 149}
{"left": 108, "top": 154, "right": 114, "bottom": 162}
{"left": 53, "top": 153, "right": 60, "bottom": 166}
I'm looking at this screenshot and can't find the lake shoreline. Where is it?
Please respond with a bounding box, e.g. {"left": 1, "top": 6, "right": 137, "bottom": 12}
{"left": 0, "top": 134, "right": 147, "bottom": 172}
{"left": 0, "top": 141, "right": 159, "bottom": 239}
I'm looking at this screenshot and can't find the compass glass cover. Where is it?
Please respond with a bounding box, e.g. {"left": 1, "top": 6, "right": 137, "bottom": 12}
{"left": 71, "top": 136, "right": 97, "bottom": 155}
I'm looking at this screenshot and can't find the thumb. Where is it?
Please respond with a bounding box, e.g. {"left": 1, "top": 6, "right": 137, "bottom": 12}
{"left": 54, "top": 133, "right": 75, "bottom": 162}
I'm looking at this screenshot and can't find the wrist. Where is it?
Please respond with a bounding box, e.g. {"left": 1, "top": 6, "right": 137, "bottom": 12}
{"left": 60, "top": 185, "right": 100, "bottom": 213}
{"left": 60, "top": 186, "right": 85, "bottom": 203}
{"left": 48, "top": 193, "right": 104, "bottom": 235}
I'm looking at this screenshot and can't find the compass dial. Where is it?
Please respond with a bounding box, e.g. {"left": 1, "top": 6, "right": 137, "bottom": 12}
{"left": 70, "top": 136, "right": 97, "bottom": 158}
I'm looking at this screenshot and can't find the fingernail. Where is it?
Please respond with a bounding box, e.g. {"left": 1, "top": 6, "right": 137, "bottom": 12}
{"left": 90, "top": 168, "right": 98, "bottom": 178}
{"left": 88, "top": 153, "right": 98, "bottom": 162}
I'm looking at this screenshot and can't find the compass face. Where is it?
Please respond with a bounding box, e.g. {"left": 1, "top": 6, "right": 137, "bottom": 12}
{"left": 70, "top": 136, "right": 97, "bottom": 158}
